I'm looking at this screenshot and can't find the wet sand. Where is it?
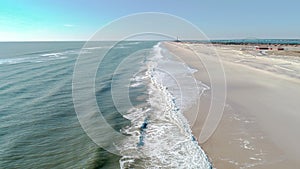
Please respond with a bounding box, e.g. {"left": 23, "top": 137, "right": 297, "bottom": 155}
{"left": 164, "top": 42, "right": 300, "bottom": 168}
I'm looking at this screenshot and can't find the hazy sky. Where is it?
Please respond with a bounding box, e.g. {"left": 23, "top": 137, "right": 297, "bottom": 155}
{"left": 1, "top": 0, "right": 299, "bottom": 41}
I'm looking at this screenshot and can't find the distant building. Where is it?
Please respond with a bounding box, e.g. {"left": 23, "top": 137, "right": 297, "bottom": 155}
{"left": 255, "top": 45, "right": 284, "bottom": 51}
{"left": 256, "top": 45, "right": 272, "bottom": 50}
{"left": 277, "top": 47, "right": 284, "bottom": 50}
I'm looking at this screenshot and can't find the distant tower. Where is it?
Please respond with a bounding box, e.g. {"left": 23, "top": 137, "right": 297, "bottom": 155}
{"left": 175, "top": 36, "right": 181, "bottom": 42}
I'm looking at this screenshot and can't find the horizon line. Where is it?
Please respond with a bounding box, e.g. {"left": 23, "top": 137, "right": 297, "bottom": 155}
{"left": 0, "top": 38, "right": 299, "bottom": 43}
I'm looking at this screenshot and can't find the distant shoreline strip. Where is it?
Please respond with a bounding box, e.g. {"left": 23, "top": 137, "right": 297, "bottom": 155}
{"left": 178, "top": 39, "right": 300, "bottom": 45}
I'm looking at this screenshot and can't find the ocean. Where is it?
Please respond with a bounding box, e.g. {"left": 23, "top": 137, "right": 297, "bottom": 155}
{"left": 0, "top": 41, "right": 211, "bottom": 168}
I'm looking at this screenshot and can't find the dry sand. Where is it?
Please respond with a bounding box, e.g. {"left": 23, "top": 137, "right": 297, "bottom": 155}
{"left": 163, "top": 42, "right": 300, "bottom": 169}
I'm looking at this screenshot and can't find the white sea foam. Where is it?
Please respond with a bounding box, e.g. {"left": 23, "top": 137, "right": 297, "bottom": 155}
{"left": 41, "top": 52, "right": 64, "bottom": 57}
{"left": 0, "top": 50, "right": 79, "bottom": 65}
{"left": 0, "top": 57, "right": 41, "bottom": 65}
{"left": 0, "top": 50, "right": 77, "bottom": 65}
{"left": 0, "top": 58, "right": 27, "bottom": 65}
{"left": 41, "top": 50, "right": 81, "bottom": 57}
{"left": 129, "top": 82, "right": 143, "bottom": 88}
{"left": 119, "top": 43, "right": 211, "bottom": 169}
{"left": 82, "top": 46, "right": 108, "bottom": 50}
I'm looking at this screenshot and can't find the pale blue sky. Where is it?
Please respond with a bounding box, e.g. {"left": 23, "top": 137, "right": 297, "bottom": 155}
{"left": 1, "top": 0, "right": 299, "bottom": 41}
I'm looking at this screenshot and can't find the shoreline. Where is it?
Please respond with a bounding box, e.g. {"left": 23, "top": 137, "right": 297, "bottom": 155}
{"left": 173, "top": 41, "right": 300, "bottom": 58}
{"left": 179, "top": 39, "right": 300, "bottom": 46}
{"left": 163, "top": 42, "right": 300, "bottom": 168}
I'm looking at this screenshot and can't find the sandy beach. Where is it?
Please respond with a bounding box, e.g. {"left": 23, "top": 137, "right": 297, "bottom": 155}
{"left": 164, "top": 42, "right": 300, "bottom": 169}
